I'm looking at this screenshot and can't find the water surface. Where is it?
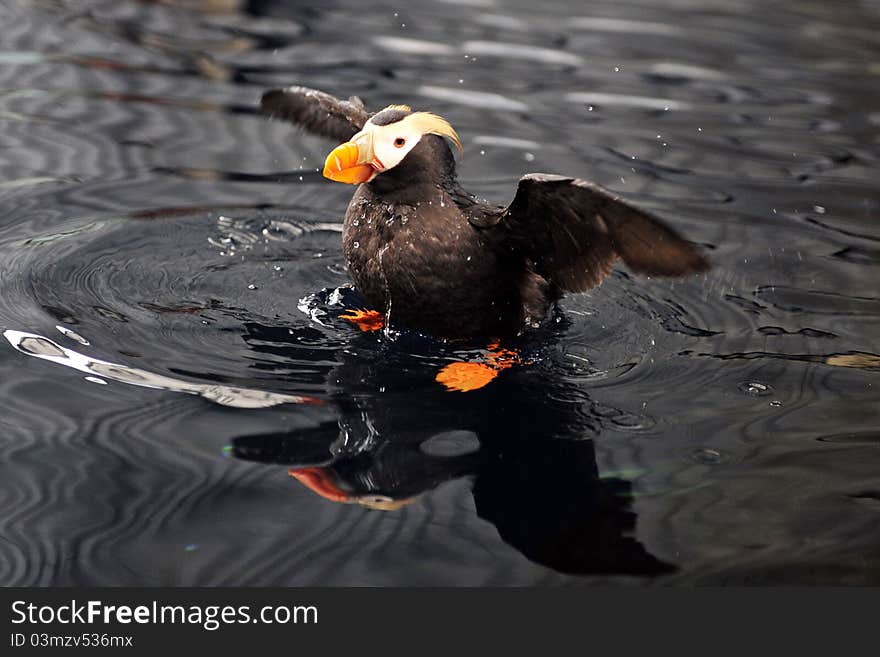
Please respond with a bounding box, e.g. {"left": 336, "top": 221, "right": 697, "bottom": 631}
{"left": 1, "top": 0, "right": 878, "bottom": 585}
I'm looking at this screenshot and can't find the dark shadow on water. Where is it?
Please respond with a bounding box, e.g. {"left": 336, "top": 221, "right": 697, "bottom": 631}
{"left": 232, "top": 305, "right": 676, "bottom": 577}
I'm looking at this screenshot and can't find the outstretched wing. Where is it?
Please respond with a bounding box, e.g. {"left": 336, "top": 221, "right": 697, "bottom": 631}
{"left": 484, "top": 173, "right": 708, "bottom": 292}
{"left": 260, "top": 86, "right": 370, "bottom": 142}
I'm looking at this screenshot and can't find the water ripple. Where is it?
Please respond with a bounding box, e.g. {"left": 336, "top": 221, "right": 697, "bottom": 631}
{"left": 0, "top": 0, "right": 878, "bottom": 586}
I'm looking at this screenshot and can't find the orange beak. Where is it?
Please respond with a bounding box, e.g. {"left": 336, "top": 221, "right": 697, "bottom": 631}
{"left": 289, "top": 467, "right": 352, "bottom": 503}
{"left": 323, "top": 140, "right": 376, "bottom": 184}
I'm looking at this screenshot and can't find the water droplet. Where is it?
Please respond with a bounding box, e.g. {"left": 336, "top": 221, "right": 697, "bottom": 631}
{"left": 273, "top": 265, "right": 283, "bottom": 271}
{"left": 523, "top": 152, "right": 535, "bottom": 162}
{"left": 587, "top": 105, "right": 594, "bottom": 111}
{"left": 738, "top": 381, "right": 774, "bottom": 396}
{"left": 247, "top": 284, "right": 258, "bottom": 290}
{"left": 466, "top": 256, "right": 471, "bottom": 261}
{"left": 769, "top": 400, "right": 783, "bottom": 407}
{"left": 479, "top": 149, "right": 485, "bottom": 155}
{"left": 813, "top": 205, "right": 826, "bottom": 214}
{"left": 353, "top": 241, "right": 360, "bottom": 249}
{"left": 613, "top": 66, "right": 620, "bottom": 72}
{"left": 353, "top": 218, "right": 359, "bottom": 226}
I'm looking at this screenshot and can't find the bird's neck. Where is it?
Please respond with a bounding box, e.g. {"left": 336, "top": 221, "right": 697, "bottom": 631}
{"left": 365, "top": 135, "right": 460, "bottom": 202}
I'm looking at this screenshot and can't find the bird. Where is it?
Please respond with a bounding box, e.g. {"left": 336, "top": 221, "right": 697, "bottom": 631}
{"left": 261, "top": 86, "right": 708, "bottom": 343}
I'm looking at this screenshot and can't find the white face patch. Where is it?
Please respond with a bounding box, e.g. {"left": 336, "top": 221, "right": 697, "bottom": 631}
{"left": 355, "top": 116, "right": 424, "bottom": 176}
{"left": 349, "top": 111, "right": 462, "bottom": 180}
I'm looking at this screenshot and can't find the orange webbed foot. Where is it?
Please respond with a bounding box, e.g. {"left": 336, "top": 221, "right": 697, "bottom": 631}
{"left": 339, "top": 308, "right": 384, "bottom": 332}
{"left": 435, "top": 361, "right": 500, "bottom": 392}
{"left": 436, "top": 340, "right": 522, "bottom": 392}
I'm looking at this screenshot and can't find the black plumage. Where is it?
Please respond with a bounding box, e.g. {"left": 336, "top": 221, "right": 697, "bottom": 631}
{"left": 261, "top": 86, "right": 708, "bottom": 339}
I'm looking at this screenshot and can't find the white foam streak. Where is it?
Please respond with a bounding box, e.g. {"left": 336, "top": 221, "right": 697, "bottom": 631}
{"left": 3, "top": 330, "right": 311, "bottom": 409}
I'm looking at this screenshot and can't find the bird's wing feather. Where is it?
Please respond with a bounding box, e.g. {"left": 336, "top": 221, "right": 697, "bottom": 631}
{"left": 260, "top": 86, "right": 370, "bottom": 142}
{"left": 489, "top": 173, "right": 708, "bottom": 292}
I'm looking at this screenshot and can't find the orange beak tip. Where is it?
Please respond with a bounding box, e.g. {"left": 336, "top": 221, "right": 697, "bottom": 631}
{"left": 323, "top": 164, "right": 374, "bottom": 185}
{"left": 323, "top": 142, "right": 374, "bottom": 184}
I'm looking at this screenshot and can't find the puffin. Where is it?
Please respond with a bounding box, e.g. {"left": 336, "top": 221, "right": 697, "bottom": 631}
{"left": 261, "top": 86, "right": 708, "bottom": 341}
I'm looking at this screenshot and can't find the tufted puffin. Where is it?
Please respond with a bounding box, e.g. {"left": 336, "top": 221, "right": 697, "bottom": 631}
{"left": 261, "top": 86, "right": 708, "bottom": 341}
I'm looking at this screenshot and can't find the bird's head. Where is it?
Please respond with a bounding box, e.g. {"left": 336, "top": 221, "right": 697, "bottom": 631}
{"left": 322, "top": 105, "right": 462, "bottom": 185}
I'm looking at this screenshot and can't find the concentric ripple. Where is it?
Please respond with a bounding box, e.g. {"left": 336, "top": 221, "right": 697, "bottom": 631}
{"left": 0, "top": 0, "right": 878, "bottom": 586}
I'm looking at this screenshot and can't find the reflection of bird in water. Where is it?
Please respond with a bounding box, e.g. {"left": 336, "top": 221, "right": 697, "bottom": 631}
{"left": 233, "top": 321, "right": 676, "bottom": 577}
{"left": 262, "top": 86, "right": 707, "bottom": 342}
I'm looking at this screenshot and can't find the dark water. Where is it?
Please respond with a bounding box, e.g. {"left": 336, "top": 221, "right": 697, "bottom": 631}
{"left": 1, "top": 0, "right": 878, "bottom": 586}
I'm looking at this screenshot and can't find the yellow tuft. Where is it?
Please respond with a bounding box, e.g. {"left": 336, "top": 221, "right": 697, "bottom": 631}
{"left": 406, "top": 111, "right": 463, "bottom": 154}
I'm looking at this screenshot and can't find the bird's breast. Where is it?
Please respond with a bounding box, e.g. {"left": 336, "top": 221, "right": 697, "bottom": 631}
{"left": 341, "top": 192, "right": 519, "bottom": 335}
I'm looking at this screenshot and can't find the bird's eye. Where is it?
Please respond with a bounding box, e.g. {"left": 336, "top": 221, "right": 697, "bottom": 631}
{"left": 394, "top": 137, "right": 406, "bottom": 148}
